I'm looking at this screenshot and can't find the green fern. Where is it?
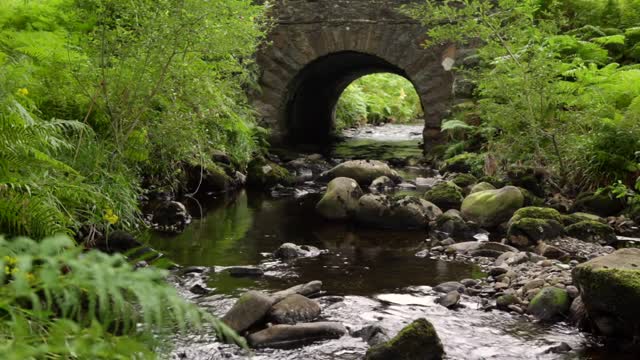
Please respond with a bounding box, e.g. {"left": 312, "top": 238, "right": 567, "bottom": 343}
{"left": 0, "top": 235, "right": 246, "bottom": 358}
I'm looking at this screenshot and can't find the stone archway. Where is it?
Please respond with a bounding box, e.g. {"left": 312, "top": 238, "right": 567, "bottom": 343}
{"left": 251, "top": 0, "right": 458, "bottom": 152}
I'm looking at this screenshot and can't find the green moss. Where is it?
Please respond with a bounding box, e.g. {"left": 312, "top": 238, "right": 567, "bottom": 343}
{"left": 496, "top": 294, "right": 519, "bottom": 309}
{"left": 365, "top": 318, "right": 444, "bottom": 360}
{"left": 424, "top": 181, "right": 464, "bottom": 210}
{"left": 518, "top": 187, "right": 545, "bottom": 207}
{"left": 450, "top": 173, "right": 478, "bottom": 188}
{"left": 565, "top": 220, "right": 616, "bottom": 244}
{"left": 507, "top": 218, "right": 564, "bottom": 246}
{"left": 441, "top": 152, "right": 484, "bottom": 176}
{"left": 460, "top": 186, "right": 524, "bottom": 227}
{"left": 562, "top": 212, "right": 605, "bottom": 226}
{"left": 509, "top": 206, "right": 562, "bottom": 225}
{"left": 470, "top": 181, "right": 495, "bottom": 194}
{"left": 247, "top": 157, "right": 293, "bottom": 189}
{"left": 527, "top": 287, "right": 570, "bottom": 321}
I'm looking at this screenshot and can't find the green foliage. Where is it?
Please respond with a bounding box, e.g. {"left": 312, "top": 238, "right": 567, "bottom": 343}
{"left": 0, "top": 235, "right": 245, "bottom": 359}
{"left": 335, "top": 73, "right": 423, "bottom": 130}
{"left": 406, "top": 0, "right": 640, "bottom": 191}
{"left": 0, "top": 0, "right": 266, "bottom": 236}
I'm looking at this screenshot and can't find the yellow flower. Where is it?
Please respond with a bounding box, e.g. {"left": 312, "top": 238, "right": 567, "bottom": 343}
{"left": 103, "top": 208, "right": 119, "bottom": 225}
{"left": 17, "top": 88, "right": 29, "bottom": 96}
{"left": 26, "top": 272, "right": 36, "bottom": 284}
{"left": 3, "top": 256, "right": 16, "bottom": 266}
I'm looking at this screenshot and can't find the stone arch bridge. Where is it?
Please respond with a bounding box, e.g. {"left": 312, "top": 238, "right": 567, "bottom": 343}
{"left": 251, "top": 0, "right": 467, "bottom": 153}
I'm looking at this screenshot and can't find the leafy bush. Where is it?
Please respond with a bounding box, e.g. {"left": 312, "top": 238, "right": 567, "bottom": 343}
{"left": 0, "top": 235, "right": 243, "bottom": 359}
{"left": 335, "top": 73, "right": 423, "bottom": 130}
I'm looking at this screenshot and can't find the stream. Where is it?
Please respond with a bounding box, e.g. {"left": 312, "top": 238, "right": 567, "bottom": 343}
{"left": 149, "top": 123, "right": 622, "bottom": 360}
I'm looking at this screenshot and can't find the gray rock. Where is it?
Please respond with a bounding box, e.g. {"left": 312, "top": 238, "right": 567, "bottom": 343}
{"left": 436, "top": 290, "right": 460, "bottom": 309}
{"left": 434, "top": 281, "right": 465, "bottom": 294}
{"left": 269, "top": 294, "right": 321, "bottom": 325}
{"left": 222, "top": 291, "right": 274, "bottom": 333}
{"left": 272, "top": 281, "right": 323, "bottom": 302}
{"left": 319, "top": 160, "right": 400, "bottom": 187}
{"left": 370, "top": 176, "right": 395, "bottom": 193}
{"left": 273, "top": 243, "right": 323, "bottom": 260}
{"left": 247, "top": 322, "right": 347, "bottom": 348}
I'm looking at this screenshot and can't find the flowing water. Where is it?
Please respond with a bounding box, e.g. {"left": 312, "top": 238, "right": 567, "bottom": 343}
{"left": 149, "top": 124, "right": 625, "bottom": 360}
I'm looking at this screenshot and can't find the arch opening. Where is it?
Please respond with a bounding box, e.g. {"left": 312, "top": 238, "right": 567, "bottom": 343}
{"left": 284, "top": 51, "right": 422, "bottom": 147}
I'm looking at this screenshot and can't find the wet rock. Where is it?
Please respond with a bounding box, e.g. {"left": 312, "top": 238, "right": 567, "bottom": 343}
{"left": 222, "top": 291, "right": 274, "bottom": 333}
{"left": 565, "top": 220, "right": 617, "bottom": 245}
{"left": 434, "top": 281, "right": 465, "bottom": 294}
{"left": 356, "top": 194, "right": 391, "bottom": 224}
{"left": 507, "top": 218, "right": 564, "bottom": 247}
{"left": 269, "top": 294, "right": 321, "bottom": 325}
{"left": 496, "top": 251, "right": 529, "bottom": 266}
{"left": 489, "top": 266, "right": 509, "bottom": 277}
{"left": 272, "top": 281, "right": 323, "bottom": 302}
{"left": 536, "top": 242, "right": 569, "bottom": 260}
{"left": 226, "top": 266, "right": 264, "bottom": 277}
{"left": 319, "top": 160, "right": 400, "bottom": 187}
{"left": 423, "top": 181, "right": 464, "bottom": 211}
{"left": 569, "top": 296, "right": 589, "bottom": 329}
{"left": 527, "top": 287, "right": 570, "bottom": 322}
{"left": 434, "top": 209, "right": 476, "bottom": 240}
{"left": 273, "top": 243, "right": 324, "bottom": 260}
{"left": 247, "top": 157, "right": 293, "bottom": 190}
{"left": 496, "top": 294, "right": 520, "bottom": 310}
{"left": 370, "top": 176, "right": 395, "bottom": 193}
{"left": 469, "top": 181, "right": 496, "bottom": 194}
{"left": 572, "top": 248, "right": 640, "bottom": 338}
{"left": 286, "top": 154, "right": 331, "bottom": 180}
{"left": 353, "top": 324, "right": 391, "bottom": 346}
{"left": 435, "top": 290, "right": 461, "bottom": 309}
{"left": 357, "top": 194, "right": 437, "bottom": 229}
{"left": 189, "top": 283, "right": 213, "bottom": 295}
{"left": 183, "top": 163, "right": 233, "bottom": 194}
{"left": 460, "top": 278, "right": 479, "bottom": 287}
{"left": 151, "top": 200, "right": 191, "bottom": 233}
{"left": 572, "top": 191, "right": 625, "bottom": 217}
{"left": 247, "top": 322, "right": 347, "bottom": 348}
{"left": 316, "top": 177, "right": 363, "bottom": 220}
{"left": 461, "top": 186, "right": 524, "bottom": 228}
{"left": 543, "top": 342, "right": 572, "bottom": 354}
{"left": 365, "top": 318, "right": 444, "bottom": 360}
{"left": 421, "top": 200, "right": 444, "bottom": 222}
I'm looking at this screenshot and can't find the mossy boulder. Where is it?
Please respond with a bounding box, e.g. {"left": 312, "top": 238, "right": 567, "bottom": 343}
{"left": 561, "top": 212, "right": 605, "bottom": 226}
{"left": 440, "top": 152, "right": 483, "bottom": 176}
{"left": 460, "top": 186, "right": 524, "bottom": 227}
{"left": 247, "top": 157, "right": 293, "bottom": 189}
{"left": 565, "top": 220, "right": 617, "bottom": 245}
{"left": 507, "top": 218, "right": 565, "bottom": 247}
{"left": 450, "top": 173, "right": 478, "bottom": 189}
{"left": 477, "top": 176, "right": 507, "bottom": 188}
{"left": 319, "top": 160, "right": 400, "bottom": 187}
{"left": 424, "top": 181, "right": 464, "bottom": 211}
{"left": 527, "top": 287, "right": 570, "bottom": 322}
{"left": 572, "top": 248, "right": 640, "bottom": 338}
{"left": 365, "top": 318, "right": 444, "bottom": 360}
{"left": 469, "top": 181, "right": 495, "bottom": 194}
{"left": 356, "top": 195, "right": 438, "bottom": 229}
{"left": 316, "top": 177, "right": 363, "bottom": 220}
{"left": 572, "top": 191, "right": 625, "bottom": 217}
{"left": 509, "top": 207, "right": 563, "bottom": 225}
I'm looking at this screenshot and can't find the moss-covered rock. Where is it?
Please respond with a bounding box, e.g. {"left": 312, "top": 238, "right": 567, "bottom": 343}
{"left": 319, "top": 160, "right": 400, "bottom": 187}
{"left": 434, "top": 209, "right": 474, "bottom": 240}
{"left": 460, "top": 186, "right": 524, "bottom": 227}
{"left": 469, "top": 181, "right": 495, "bottom": 194}
{"left": 565, "top": 220, "right": 617, "bottom": 245}
{"left": 316, "top": 177, "right": 363, "bottom": 220}
{"left": 561, "top": 212, "right": 605, "bottom": 226}
{"left": 440, "top": 152, "right": 484, "bottom": 176}
{"left": 247, "top": 157, "right": 293, "bottom": 189}
{"left": 183, "top": 163, "right": 233, "bottom": 194}
{"left": 572, "top": 248, "right": 640, "bottom": 338}
{"left": 507, "top": 218, "right": 565, "bottom": 247}
{"left": 572, "top": 191, "right": 625, "bottom": 217}
{"left": 518, "top": 187, "right": 545, "bottom": 207}
{"left": 424, "top": 181, "right": 464, "bottom": 211}
{"left": 450, "top": 173, "right": 478, "bottom": 189}
{"left": 509, "top": 207, "right": 563, "bottom": 225}
{"left": 527, "top": 287, "right": 570, "bottom": 322}
{"left": 477, "top": 176, "right": 507, "bottom": 188}
{"left": 365, "top": 318, "right": 444, "bottom": 360}
{"left": 496, "top": 294, "right": 520, "bottom": 310}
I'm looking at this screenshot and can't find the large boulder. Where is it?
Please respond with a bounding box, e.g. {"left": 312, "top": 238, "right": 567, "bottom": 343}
{"left": 269, "top": 294, "right": 321, "bottom": 324}
{"left": 248, "top": 322, "right": 347, "bottom": 348}
{"left": 565, "top": 220, "right": 617, "bottom": 245}
{"left": 461, "top": 186, "right": 524, "bottom": 227}
{"left": 222, "top": 291, "right": 274, "bottom": 333}
{"left": 507, "top": 218, "right": 564, "bottom": 247}
{"left": 316, "top": 177, "right": 363, "bottom": 220}
{"left": 572, "top": 248, "right": 640, "bottom": 338}
{"left": 365, "top": 318, "right": 444, "bottom": 360}
{"left": 424, "top": 181, "right": 464, "bottom": 211}
{"left": 527, "top": 287, "right": 571, "bottom": 322}
{"left": 572, "top": 191, "right": 625, "bottom": 217}
{"left": 319, "top": 160, "right": 400, "bottom": 187}
{"left": 356, "top": 195, "right": 438, "bottom": 229}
